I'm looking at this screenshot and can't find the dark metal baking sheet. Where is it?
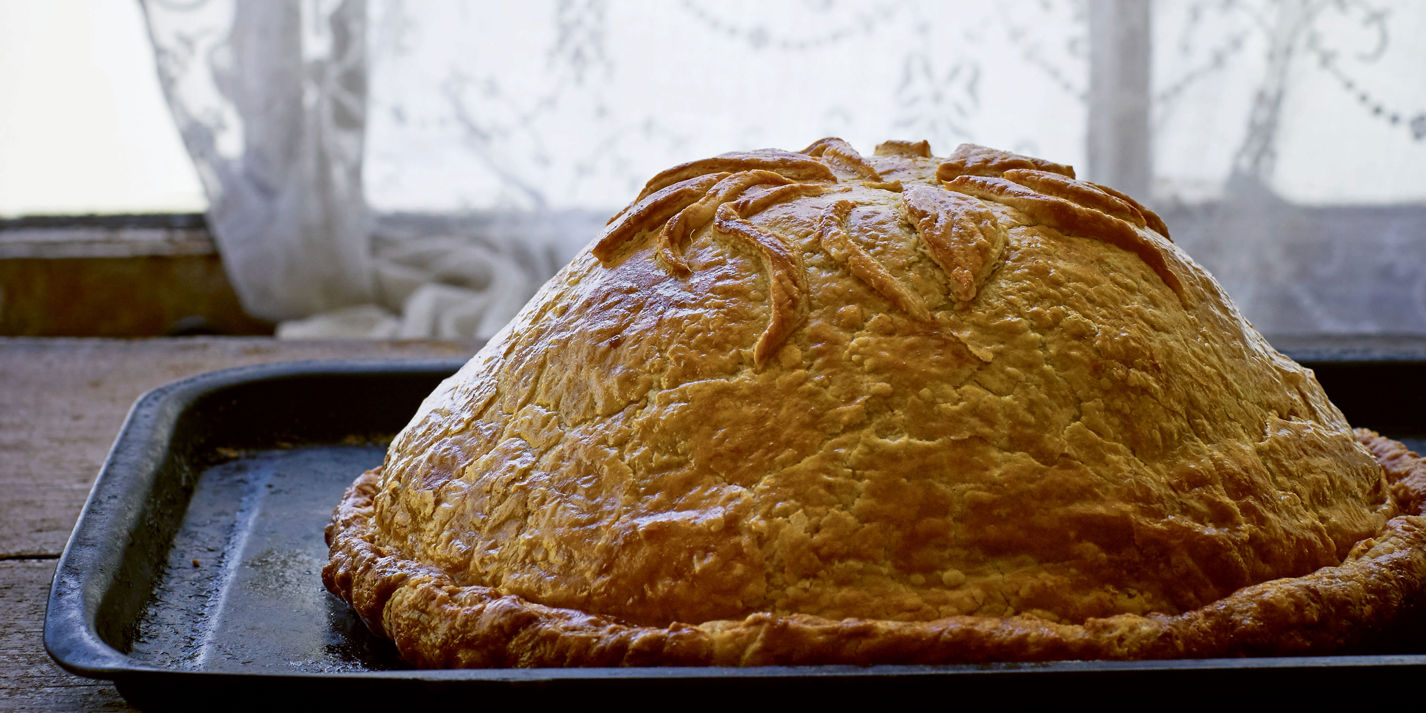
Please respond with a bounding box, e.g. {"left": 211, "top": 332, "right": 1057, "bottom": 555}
{"left": 43, "top": 355, "right": 1426, "bottom": 710}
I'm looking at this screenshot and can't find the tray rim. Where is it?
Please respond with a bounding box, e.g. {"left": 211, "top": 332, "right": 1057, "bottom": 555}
{"left": 43, "top": 358, "right": 467, "bottom": 681}
{"left": 43, "top": 356, "right": 1426, "bottom": 689}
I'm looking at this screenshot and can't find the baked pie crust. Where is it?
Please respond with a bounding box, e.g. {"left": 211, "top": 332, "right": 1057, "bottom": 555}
{"left": 323, "top": 139, "right": 1426, "bottom": 667}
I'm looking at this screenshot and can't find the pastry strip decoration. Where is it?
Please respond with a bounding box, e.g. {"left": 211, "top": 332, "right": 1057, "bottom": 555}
{"left": 595, "top": 141, "right": 1182, "bottom": 365}
{"left": 1003, "top": 169, "right": 1149, "bottom": 230}
{"left": 802, "top": 137, "right": 884, "bottom": 182}
{"left": 634, "top": 149, "right": 837, "bottom": 202}
{"left": 594, "top": 164, "right": 831, "bottom": 363}
{"left": 1087, "top": 180, "right": 1172, "bottom": 239}
{"left": 816, "top": 199, "right": 935, "bottom": 322}
{"left": 936, "top": 143, "right": 1075, "bottom": 181}
{"left": 942, "top": 171, "right": 1183, "bottom": 295}
{"left": 712, "top": 201, "right": 809, "bottom": 365}
{"left": 593, "top": 172, "right": 728, "bottom": 262}
{"left": 656, "top": 170, "right": 793, "bottom": 276}
{"left": 901, "top": 184, "right": 1008, "bottom": 304}
{"left": 873, "top": 139, "right": 933, "bottom": 158}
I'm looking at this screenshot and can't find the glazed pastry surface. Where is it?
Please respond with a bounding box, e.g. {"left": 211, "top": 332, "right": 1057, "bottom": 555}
{"left": 324, "top": 139, "right": 1426, "bottom": 667}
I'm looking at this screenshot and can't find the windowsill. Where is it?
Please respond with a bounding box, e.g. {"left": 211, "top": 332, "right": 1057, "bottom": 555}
{"left": 0, "top": 213, "right": 274, "bottom": 337}
{"left": 0, "top": 213, "right": 213, "bottom": 258}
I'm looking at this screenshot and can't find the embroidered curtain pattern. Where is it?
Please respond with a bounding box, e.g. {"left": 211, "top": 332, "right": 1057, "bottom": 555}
{"left": 142, "top": 0, "right": 1426, "bottom": 338}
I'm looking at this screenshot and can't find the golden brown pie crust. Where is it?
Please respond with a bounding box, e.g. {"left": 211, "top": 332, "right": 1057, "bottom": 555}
{"left": 323, "top": 139, "right": 1426, "bottom": 667}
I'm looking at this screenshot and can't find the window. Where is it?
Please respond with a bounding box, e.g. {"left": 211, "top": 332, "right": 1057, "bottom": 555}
{"left": 6, "top": 1, "right": 1424, "bottom": 339}
{"left": 0, "top": 0, "right": 205, "bottom": 217}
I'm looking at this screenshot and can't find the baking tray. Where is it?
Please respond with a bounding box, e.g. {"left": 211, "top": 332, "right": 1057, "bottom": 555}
{"left": 44, "top": 354, "right": 1426, "bottom": 710}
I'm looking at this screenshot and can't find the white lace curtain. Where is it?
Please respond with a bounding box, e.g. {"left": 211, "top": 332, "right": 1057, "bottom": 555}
{"left": 141, "top": 0, "right": 1426, "bottom": 339}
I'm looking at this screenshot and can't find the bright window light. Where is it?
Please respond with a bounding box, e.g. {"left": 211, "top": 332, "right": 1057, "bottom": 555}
{"left": 0, "top": 0, "right": 207, "bottom": 217}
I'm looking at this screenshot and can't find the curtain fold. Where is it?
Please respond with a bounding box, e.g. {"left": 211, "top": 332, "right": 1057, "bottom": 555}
{"left": 143, "top": 0, "right": 373, "bottom": 321}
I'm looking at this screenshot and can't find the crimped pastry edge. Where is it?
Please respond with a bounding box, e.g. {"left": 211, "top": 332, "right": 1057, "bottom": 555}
{"left": 321, "top": 429, "right": 1426, "bottom": 668}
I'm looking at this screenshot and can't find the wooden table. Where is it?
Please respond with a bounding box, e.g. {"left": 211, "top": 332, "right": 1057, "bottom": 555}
{"left": 9, "top": 336, "right": 1426, "bottom": 711}
{"left": 0, "top": 337, "right": 477, "bottom": 712}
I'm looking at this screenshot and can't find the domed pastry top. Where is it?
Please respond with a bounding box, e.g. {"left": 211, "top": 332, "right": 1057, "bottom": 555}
{"left": 323, "top": 139, "right": 1426, "bottom": 668}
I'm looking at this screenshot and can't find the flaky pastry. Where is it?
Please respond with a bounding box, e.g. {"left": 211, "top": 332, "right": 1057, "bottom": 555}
{"left": 324, "top": 139, "right": 1426, "bottom": 667}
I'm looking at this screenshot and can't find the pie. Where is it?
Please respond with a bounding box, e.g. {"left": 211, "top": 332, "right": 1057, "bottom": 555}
{"left": 323, "top": 138, "right": 1426, "bottom": 667}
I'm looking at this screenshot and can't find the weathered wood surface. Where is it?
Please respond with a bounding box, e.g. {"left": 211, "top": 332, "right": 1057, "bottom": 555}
{"left": 0, "top": 337, "right": 475, "bottom": 712}
{"left": 1, "top": 560, "right": 130, "bottom": 712}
